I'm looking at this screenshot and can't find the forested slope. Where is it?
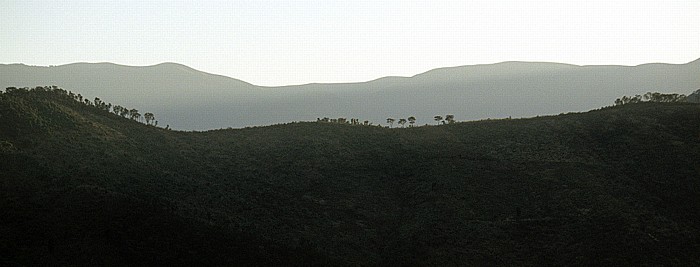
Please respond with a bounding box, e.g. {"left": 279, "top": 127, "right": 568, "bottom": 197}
{"left": 1, "top": 87, "right": 699, "bottom": 265}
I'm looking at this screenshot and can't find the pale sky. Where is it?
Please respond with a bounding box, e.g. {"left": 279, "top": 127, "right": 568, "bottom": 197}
{"left": 1, "top": 0, "right": 699, "bottom": 86}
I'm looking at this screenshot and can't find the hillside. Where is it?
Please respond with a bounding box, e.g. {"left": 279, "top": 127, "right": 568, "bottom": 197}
{"left": 688, "top": 89, "right": 700, "bottom": 103}
{"left": 1, "top": 87, "right": 700, "bottom": 265}
{"left": 1, "top": 59, "right": 699, "bottom": 130}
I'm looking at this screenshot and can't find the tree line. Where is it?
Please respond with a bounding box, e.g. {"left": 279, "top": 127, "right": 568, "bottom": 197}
{"left": 387, "top": 114, "right": 455, "bottom": 128}
{"left": 386, "top": 117, "right": 415, "bottom": 128}
{"left": 3, "top": 86, "right": 161, "bottom": 127}
{"left": 433, "top": 114, "right": 455, "bottom": 125}
{"left": 317, "top": 114, "right": 458, "bottom": 128}
{"left": 317, "top": 117, "right": 375, "bottom": 126}
{"left": 614, "top": 92, "right": 688, "bottom": 106}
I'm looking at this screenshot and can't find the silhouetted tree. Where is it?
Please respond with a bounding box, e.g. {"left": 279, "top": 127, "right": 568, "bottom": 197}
{"left": 445, "top": 114, "right": 455, "bottom": 124}
{"left": 387, "top": 118, "right": 395, "bottom": 128}
{"left": 129, "top": 109, "right": 140, "bottom": 121}
{"left": 398, "top": 118, "right": 407, "bottom": 128}
{"left": 631, "top": 95, "right": 642, "bottom": 103}
{"left": 144, "top": 112, "right": 155, "bottom": 125}
{"left": 112, "top": 105, "right": 123, "bottom": 115}
{"left": 434, "top": 115, "right": 443, "bottom": 125}
{"left": 93, "top": 97, "right": 110, "bottom": 111}
{"left": 408, "top": 116, "right": 416, "bottom": 127}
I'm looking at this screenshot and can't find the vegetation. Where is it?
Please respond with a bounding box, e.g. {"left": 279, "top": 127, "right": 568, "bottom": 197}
{"left": 434, "top": 115, "right": 443, "bottom": 124}
{"left": 615, "top": 91, "right": 687, "bottom": 106}
{"left": 397, "top": 118, "right": 407, "bottom": 127}
{"left": 2, "top": 86, "right": 157, "bottom": 126}
{"left": 1, "top": 86, "right": 700, "bottom": 265}
{"left": 445, "top": 114, "right": 455, "bottom": 124}
{"left": 407, "top": 116, "right": 416, "bottom": 127}
{"left": 317, "top": 117, "right": 373, "bottom": 126}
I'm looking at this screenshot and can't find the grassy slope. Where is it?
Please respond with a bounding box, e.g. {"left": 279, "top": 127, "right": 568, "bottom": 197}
{"left": 1, "top": 89, "right": 699, "bottom": 265}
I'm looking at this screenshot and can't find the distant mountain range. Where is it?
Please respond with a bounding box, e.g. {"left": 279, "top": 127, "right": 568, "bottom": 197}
{"left": 2, "top": 59, "right": 699, "bottom": 130}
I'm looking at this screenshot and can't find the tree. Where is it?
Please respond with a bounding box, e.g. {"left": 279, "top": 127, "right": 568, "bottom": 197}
{"left": 407, "top": 116, "right": 416, "bottom": 127}
{"left": 112, "top": 105, "right": 123, "bottom": 115}
{"left": 445, "top": 114, "right": 455, "bottom": 124}
{"left": 129, "top": 109, "right": 140, "bottom": 121}
{"left": 631, "top": 95, "right": 642, "bottom": 103}
{"left": 434, "top": 115, "right": 443, "bottom": 125}
{"left": 93, "top": 97, "right": 110, "bottom": 111}
{"left": 387, "top": 118, "right": 395, "bottom": 128}
{"left": 144, "top": 112, "right": 155, "bottom": 125}
{"left": 398, "top": 118, "right": 407, "bottom": 128}
{"left": 120, "top": 107, "right": 130, "bottom": 117}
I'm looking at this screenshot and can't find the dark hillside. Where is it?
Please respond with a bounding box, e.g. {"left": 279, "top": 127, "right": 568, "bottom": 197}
{"left": 1, "top": 88, "right": 699, "bottom": 265}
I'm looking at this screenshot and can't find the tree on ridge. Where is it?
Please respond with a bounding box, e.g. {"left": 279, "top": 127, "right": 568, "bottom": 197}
{"left": 129, "top": 109, "right": 140, "bottom": 121}
{"left": 434, "top": 115, "right": 443, "bottom": 125}
{"left": 445, "top": 114, "right": 455, "bottom": 124}
{"left": 398, "top": 118, "right": 407, "bottom": 128}
{"left": 387, "top": 118, "right": 395, "bottom": 128}
{"left": 144, "top": 112, "right": 155, "bottom": 125}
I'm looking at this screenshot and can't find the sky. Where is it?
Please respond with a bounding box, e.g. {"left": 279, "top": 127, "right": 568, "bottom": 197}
{"left": 1, "top": 0, "right": 699, "bottom": 86}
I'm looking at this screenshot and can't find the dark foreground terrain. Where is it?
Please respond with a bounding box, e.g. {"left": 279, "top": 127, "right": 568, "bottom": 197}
{"left": 1, "top": 88, "right": 699, "bottom": 265}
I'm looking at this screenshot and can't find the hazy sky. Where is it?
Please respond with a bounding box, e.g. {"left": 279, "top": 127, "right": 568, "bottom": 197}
{"left": 2, "top": 0, "right": 699, "bottom": 86}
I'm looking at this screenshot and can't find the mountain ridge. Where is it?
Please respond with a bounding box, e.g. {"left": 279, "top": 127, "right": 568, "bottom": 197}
{"left": 2, "top": 58, "right": 699, "bottom": 130}
{"left": 4, "top": 57, "right": 698, "bottom": 86}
